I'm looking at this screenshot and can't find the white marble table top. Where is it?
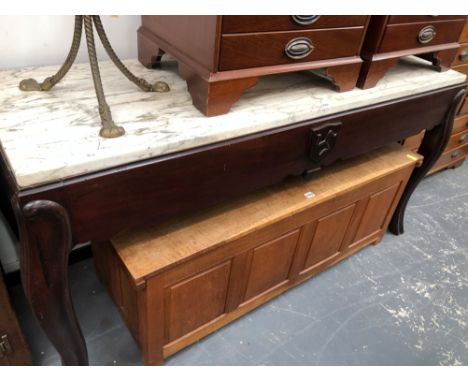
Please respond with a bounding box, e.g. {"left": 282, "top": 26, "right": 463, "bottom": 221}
{"left": 0, "top": 56, "right": 466, "bottom": 188}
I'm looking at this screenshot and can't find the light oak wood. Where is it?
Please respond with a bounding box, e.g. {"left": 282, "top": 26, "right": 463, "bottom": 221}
{"left": 110, "top": 144, "right": 422, "bottom": 285}
{"left": 403, "top": 130, "right": 426, "bottom": 152}
{"left": 93, "top": 144, "right": 422, "bottom": 365}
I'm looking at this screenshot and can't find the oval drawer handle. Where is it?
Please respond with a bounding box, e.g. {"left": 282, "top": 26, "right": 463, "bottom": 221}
{"left": 459, "top": 49, "right": 468, "bottom": 62}
{"left": 451, "top": 150, "right": 463, "bottom": 159}
{"left": 418, "top": 26, "right": 437, "bottom": 44}
{"left": 459, "top": 133, "right": 468, "bottom": 144}
{"left": 291, "top": 15, "right": 321, "bottom": 26}
{"left": 285, "top": 37, "right": 314, "bottom": 60}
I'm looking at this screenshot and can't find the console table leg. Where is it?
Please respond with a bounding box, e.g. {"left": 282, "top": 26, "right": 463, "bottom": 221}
{"left": 15, "top": 200, "right": 88, "bottom": 366}
{"left": 389, "top": 88, "right": 466, "bottom": 235}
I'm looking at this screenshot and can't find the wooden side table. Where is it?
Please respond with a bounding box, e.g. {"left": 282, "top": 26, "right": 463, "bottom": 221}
{"left": 358, "top": 16, "right": 466, "bottom": 89}
{"left": 0, "top": 58, "right": 465, "bottom": 365}
{"left": 138, "top": 16, "right": 370, "bottom": 116}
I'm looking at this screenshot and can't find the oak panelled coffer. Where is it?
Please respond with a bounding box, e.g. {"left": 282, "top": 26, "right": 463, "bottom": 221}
{"left": 138, "top": 16, "right": 370, "bottom": 116}
{"left": 93, "top": 144, "right": 422, "bottom": 365}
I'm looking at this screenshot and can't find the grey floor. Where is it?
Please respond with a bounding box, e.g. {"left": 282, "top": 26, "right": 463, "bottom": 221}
{"left": 10, "top": 161, "right": 468, "bottom": 366}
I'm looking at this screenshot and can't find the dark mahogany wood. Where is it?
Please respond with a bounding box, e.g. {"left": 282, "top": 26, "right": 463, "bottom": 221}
{"left": 178, "top": 62, "right": 258, "bottom": 116}
{"left": 387, "top": 16, "right": 465, "bottom": 25}
{"left": 357, "top": 57, "right": 399, "bottom": 89}
{"left": 359, "top": 16, "right": 464, "bottom": 89}
{"left": 417, "top": 48, "right": 461, "bottom": 72}
{"left": 13, "top": 199, "right": 88, "bottom": 366}
{"left": 222, "top": 15, "right": 368, "bottom": 33}
{"left": 378, "top": 20, "right": 465, "bottom": 53}
{"left": 138, "top": 16, "right": 370, "bottom": 115}
{"left": 140, "top": 16, "right": 220, "bottom": 73}
{"left": 15, "top": 83, "right": 466, "bottom": 244}
{"left": 325, "top": 62, "right": 363, "bottom": 91}
{"left": 389, "top": 88, "right": 466, "bottom": 234}
{"left": 218, "top": 28, "right": 365, "bottom": 71}
{"left": 2, "top": 82, "right": 465, "bottom": 366}
{"left": 137, "top": 27, "right": 165, "bottom": 69}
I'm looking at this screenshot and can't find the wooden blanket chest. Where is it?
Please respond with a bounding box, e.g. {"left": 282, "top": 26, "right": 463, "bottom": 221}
{"left": 92, "top": 144, "right": 422, "bottom": 365}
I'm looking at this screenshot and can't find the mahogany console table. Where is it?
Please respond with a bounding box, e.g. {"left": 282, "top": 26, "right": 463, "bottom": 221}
{"left": 0, "top": 57, "right": 465, "bottom": 365}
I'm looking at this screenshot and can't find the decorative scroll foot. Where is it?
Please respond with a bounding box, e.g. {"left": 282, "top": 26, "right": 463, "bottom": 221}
{"left": 19, "top": 78, "right": 49, "bottom": 92}
{"left": 92, "top": 16, "right": 169, "bottom": 93}
{"left": 83, "top": 16, "right": 125, "bottom": 139}
{"left": 357, "top": 57, "right": 400, "bottom": 89}
{"left": 18, "top": 15, "right": 169, "bottom": 138}
{"left": 19, "top": 16, "right": 83, "bottom": 93}
{"left": 389, "top": 88, "right": 466, "bottom": 235}
{"left": 178, "top": 62, "right": 258, "bottom": 116}
{"left": 15, "top": 200, "right": 88, "bottom": 366}
{"left": 99, "top": 119, "right": 126, "bottom": 139}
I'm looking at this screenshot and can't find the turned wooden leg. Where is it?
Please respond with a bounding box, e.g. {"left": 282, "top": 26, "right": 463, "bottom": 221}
{"left": 357, "top": 57, "right": 400, "bottom": 89}
{"left": 389, "top": 89, "right": 466, "bottom": 235}
{"left": 178, "top": 63, "right": 258, "bottom": 116}
{"left": 15, "top": 199, "right": 88, "bottom": 365}
{"left": 137, "top": 27, "right": 166, "bottom": 69}
{"left": 325, "top": 62, "right": 362, "bottom": 92}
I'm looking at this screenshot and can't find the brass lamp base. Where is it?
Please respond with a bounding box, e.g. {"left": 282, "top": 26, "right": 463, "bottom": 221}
{"left": 19, "top": 15, "right": 169, "bottom": 138}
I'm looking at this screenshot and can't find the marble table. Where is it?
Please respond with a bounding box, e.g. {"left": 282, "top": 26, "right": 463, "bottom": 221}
{"left": 0, "top": 56, "right": 466, "bottom": 365}
{"left": 0, "top": 56, "right": 465, "bottom": 188}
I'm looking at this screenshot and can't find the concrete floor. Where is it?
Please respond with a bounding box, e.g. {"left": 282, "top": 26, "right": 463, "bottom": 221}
{"left": 10, "top": 161, "right": 468, "bottom": 366}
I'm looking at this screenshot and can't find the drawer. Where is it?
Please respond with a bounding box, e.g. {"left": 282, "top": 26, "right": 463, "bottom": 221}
{"left": 460, "top": 20, "right": 468, "bottom": 43}
{"left": 452, "top": 43, "right": 468, "bottom": 66}
{"left": 387, "top": 16, "right": 465, "bottom": 25}
{"left": 446, "top": 129, "right": 468, "bottom": 151}
{"left": 453, "top": 114, "right": 468, "bottom": 134}
{"left": 433, "top": 145, "right": 468, "bottom": 172}
{"left": 222, "top": 16, "right": 368, "bottom": 33}
{"left": 219, "top": 27, "right": 365, "bottom": 71}
{"left": 378, "top": 20, "right": 465, "bottom": 53}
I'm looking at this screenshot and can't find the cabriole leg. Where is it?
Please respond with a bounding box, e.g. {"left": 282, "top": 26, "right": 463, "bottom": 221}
{"left": 15, "top": 200, "right": 88, "bottom": 366}
{"left": 389, "top": 89, "right": 466, "bottom": 234}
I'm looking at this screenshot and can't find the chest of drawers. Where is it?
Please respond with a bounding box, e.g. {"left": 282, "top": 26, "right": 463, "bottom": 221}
{"left": 138, "top": 16, "right": 370, "bottom": 116}
{"left": 358, "top": 15, "right": 466, "bottom": 89}
{"left": 404, "top": 17, "right": 468, "bottom": 174}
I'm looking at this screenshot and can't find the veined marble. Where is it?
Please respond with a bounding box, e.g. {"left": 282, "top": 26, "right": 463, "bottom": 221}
{"left": 0, "top": 56, "right": 466, "bottom": 188}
